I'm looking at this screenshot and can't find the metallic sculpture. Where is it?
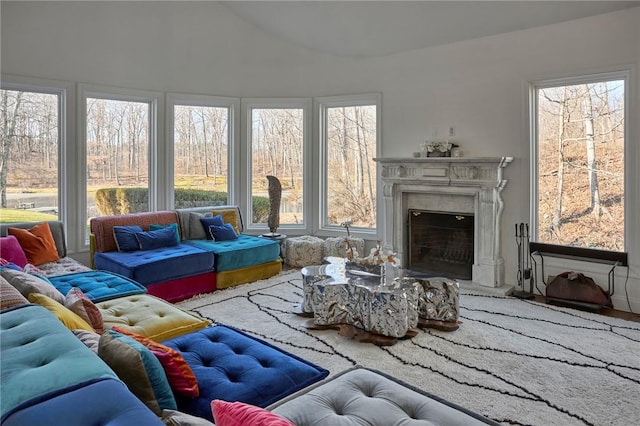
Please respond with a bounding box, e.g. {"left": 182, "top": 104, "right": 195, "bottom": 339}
{"left": 266, "top": 175, "right": 282, "bottom": 236}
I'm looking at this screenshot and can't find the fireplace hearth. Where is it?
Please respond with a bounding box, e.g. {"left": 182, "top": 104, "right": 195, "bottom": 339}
{"left": 375, "top": 156, "right": 513, "bottom": 288}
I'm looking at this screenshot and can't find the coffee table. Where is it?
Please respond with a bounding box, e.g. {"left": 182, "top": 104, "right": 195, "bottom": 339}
{"left": 299, "top": 258, "right": 460, "bottom": 345}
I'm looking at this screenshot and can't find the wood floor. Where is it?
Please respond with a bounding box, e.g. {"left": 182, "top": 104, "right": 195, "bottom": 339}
{"left": 532, "top": 295, "right": 640, "bottom": 323}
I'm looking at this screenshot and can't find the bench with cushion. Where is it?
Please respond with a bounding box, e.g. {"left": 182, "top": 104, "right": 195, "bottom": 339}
{"left": 268, "top": 367, "right": 500, "bottom": 426}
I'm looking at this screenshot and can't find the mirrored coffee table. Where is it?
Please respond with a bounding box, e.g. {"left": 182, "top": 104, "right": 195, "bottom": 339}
{"left": 297, "top": 258, "right": 460, "bottom": 345}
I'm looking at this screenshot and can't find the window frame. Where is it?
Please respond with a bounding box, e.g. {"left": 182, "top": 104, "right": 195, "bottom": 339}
{"left": 241, "top": 97, "right": 312, "bottom": 233}
{"left": 78, "top": 84, "right": 163, "bottom": 248}
{"left": 166, "top": 93, "right": 240, "bottom": 209}
{"left": 529, "top": 69, "right": 631, "bottom": 253}
{"left": 1, "top": 74, "right": 76, "bottom": 249}
{"left": 316, "top": 93, "right": 382, "bottom": 238}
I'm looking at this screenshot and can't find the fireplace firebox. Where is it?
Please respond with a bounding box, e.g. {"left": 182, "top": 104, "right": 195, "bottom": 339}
{"left": 408, "top": 209, "right": 474, "bottom": 279}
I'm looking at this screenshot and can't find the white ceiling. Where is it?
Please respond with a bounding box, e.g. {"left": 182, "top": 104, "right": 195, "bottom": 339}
{"left": 221, "top": 1, "right": 639, "bottom": 57}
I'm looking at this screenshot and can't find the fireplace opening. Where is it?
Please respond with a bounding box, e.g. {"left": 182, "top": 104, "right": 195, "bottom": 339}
{"left": 407, "top": 209, "right": 474, "bottom": 279}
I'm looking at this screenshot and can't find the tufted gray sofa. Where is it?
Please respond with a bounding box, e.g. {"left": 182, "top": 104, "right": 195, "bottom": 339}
{"left": 267, "top": 367, "right": 499, "bottom": 426}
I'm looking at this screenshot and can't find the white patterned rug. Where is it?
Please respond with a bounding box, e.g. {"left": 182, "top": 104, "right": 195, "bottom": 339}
{"left": 177, "top": 271, "right": 640, "bottom": 426}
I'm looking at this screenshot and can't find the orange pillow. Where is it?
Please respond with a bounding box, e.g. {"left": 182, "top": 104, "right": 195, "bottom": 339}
{"left": 112, "top": 326, "right": 199, "bottom": 398}
{"left": 8, "top": 222, "right": 60, "bottom": 265}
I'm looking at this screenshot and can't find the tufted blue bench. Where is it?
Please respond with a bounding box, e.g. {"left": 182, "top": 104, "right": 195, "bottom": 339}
{"left": 268, "top": 367, "right": 500, "bottom": 425}
{"left": 47, "top": 270, "right": 147, "bottom": 302}
{"left": 93, "top": 244, "right": 215, "bottom": 287}
{"left": 163, "top": 325, "right": 329, "bottom": 422}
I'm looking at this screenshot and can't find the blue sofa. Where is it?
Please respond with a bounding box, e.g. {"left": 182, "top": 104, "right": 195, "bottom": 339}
{"left": 90, "top": 206, "right": 282, "bottom": 302}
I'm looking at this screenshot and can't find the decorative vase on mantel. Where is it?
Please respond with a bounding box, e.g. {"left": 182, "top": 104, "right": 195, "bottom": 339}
{"left": 427, "top": 149, "right": 451, "bottom": 158}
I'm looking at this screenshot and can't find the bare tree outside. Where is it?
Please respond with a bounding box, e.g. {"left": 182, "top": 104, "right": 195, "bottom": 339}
{"left": 0, "top": 89, "right": 59, "bottom": 222}
{"left": 2, "top": 91, "right": 378, "bottom": 231}
{"left": 174, "top": 105, "right": 229, "bottom": 205}
{"left": 251, "top": 108, "right": 304, "bottom": 225}
{"left": 536, "top": 79, "right": 624, "bottom": 251}
{"left": 326, "top": 105, "right": 377, "bottom": 228}
{"left": 86, "top": 98, "right": 149, "bottom": 219}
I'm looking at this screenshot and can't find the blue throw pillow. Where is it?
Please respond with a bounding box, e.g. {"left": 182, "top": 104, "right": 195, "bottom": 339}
{"left": 208, "top": 223, "right": 238, "bottom": 241}
{"left": 135, "top": 226, "right": 180, "bottom": 251}
{"left": 200, "top": 215, "right": 224, "bottom": 240}
{"left": 113, "top": 226, "right": 143, "bottom": 252}
{"left": 149, "top": 223, "right": 181, "bottom": 244}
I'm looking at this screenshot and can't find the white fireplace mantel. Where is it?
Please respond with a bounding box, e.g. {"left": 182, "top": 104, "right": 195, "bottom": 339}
{"left": 374, "top": 157, "right": 513, "bottom": 287}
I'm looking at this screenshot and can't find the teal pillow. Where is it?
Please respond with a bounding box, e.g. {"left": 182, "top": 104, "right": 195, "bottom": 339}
{"left": 149, "top": 223, "right": 181, "bottom": 244}
{"left": 135, "top": 227, "right": 179, "bottom": 250}
{"left": 107, "top": 330, "right": 177, "bottom": 412}
{"left": 208, "top": 223, "right": 238, "bottom": 241}
{"left": 113, "top": 226, "right": 143, "bottom": 252}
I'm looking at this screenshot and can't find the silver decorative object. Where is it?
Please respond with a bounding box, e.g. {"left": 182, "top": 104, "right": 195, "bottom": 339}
{"left": 300, "top": 261, "right": 459, "bottom": 337}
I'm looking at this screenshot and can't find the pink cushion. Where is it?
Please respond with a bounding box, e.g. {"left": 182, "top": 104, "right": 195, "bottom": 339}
{"left": 0, "top": 235, "right": 28, "bottom": 268}
{"left": 65, "top": 288, "right": 104, "bottom": 334}
{"left": 211, "top": 400, "right": 294, "bottom": 426}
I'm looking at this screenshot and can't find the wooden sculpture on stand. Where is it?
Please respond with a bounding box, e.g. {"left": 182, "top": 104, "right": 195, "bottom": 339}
{"left": 266, "top": 175, "right": 282, "bottom": 237}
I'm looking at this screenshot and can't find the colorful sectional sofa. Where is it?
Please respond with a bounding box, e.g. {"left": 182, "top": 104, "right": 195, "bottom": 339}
{"left": 90, "top": 206, "right": 282, "bottom": 302}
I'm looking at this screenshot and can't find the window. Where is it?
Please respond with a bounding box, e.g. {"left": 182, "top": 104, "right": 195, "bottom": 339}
{"left": 169, "top": 95, "right": 238, "bottom": 208}
{"left": 0, "top": 86, "right": 61, "bottom": 223}
{"left": 82, "top": 86, "right": 159, "bottom": 243}
{"left": 318, "top": 94, "right": 380, "bottom": 231}
{"left": 245, "top": 99, "right": 310, "bottom": 230}
{"left": 532, "top": 72, "right": 627, "bottom": 252}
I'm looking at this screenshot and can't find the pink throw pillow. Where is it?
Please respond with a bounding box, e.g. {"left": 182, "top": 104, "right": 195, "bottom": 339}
{"left": 211, "top": 400, "right": 294, "bottom": 426}
{"left": 0, "top": 236, "right": 28, "bottom": 268}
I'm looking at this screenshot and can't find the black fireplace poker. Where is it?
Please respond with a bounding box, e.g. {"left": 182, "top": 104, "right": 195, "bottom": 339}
{"left": 512, "top": 222, "right": 535, "bottom": 299}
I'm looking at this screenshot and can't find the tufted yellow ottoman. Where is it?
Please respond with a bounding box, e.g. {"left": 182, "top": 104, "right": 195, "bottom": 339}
{"left": 282, "top": 235, "right": 324, "bottom": 267}
{"left": 97, "top": 294, "right": 210, "bottom": 342}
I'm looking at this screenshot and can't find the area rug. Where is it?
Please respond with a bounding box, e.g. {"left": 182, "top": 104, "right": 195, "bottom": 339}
{"left": 177, "top": 271, "right": 640, "bottom": 426}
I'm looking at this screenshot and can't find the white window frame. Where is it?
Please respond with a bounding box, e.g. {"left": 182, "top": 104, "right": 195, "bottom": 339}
{"left": 1, "top": 75, "right": 77, "bottom": 250}
{"left": 529, "top": 70, "right": 630, "bottom": 251}
{"left": 241, "top": 98, "right": 312, "bottom": 233}
{"left": 166, "top": 93, "right": 240, "bottom": 208}
{"left": 78, "top": 84, "right": 162, "bottom": 248}
{"left": 316, "top": 93, "right": 382, "bottom": 238}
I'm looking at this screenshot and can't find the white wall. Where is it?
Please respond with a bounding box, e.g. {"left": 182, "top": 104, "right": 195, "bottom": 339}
{"left": 2, "top": 2, "right": 639, "bottom": 311}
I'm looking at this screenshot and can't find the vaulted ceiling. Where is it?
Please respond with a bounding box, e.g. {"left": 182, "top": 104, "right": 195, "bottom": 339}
{"left": 221, "top": 1, "right": 639, "bottom": 57}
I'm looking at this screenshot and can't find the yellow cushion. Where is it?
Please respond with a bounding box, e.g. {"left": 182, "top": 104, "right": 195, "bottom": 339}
{"left": 97, "top": 294, "right": 210, "bottom": 342}
{"left": 216, "top": 260, "right": 282, "bottom": 289}
{"left": 28, "top": 293, "right": 94, "bottom": 332}
{"left": 211, "top": 209, "right": 240, "bottom": 234}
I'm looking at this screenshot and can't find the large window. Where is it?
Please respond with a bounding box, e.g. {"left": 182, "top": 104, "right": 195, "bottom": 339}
{"left": 169, "top": 95, "right": 237, "bottom": 208}
{"left": 81, "top": 86, "right": 159, "bottom": 243}
{"left": 0, "top": 87, "right": 61, "bottom": 223}
{"left": 532, "top": 72, "right": 626, "bottom": 251}
{"left": 318, "top": 94, "right": 380, "bottom": 231}
{"left": 245, "top": 100, "right": 310, "bottom": 229}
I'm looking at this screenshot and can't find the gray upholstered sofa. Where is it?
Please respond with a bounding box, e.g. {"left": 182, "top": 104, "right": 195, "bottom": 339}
{"left": 267, "top": 367, "right": 499, "bottom": 426}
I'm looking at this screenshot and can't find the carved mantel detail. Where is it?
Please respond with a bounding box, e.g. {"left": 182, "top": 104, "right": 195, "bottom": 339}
{"left": 374, "top": 157, "right": 513, "bottom": 288}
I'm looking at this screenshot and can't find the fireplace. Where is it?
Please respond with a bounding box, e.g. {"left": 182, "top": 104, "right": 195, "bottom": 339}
{"left": 408, "top": 209, "right": 474, "bottom": 279}
{"left": 375, "top": 156, "right": 513, "bottom": 288}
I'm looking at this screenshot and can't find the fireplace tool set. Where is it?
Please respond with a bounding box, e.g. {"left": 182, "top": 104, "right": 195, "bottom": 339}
{"left": 513, "top": 223, "right": 535, "bottom": 299}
